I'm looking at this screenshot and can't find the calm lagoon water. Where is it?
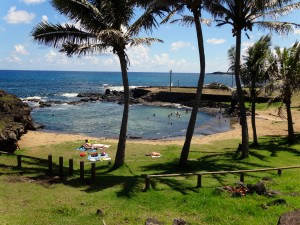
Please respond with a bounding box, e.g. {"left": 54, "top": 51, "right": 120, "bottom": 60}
{"left": 0, "top": 70, "right": 232, "bottom": 139}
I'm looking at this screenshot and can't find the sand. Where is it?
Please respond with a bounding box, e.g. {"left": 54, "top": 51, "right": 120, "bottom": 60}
{"left": 18, "top": 107, "right": 300, "bottom": 148}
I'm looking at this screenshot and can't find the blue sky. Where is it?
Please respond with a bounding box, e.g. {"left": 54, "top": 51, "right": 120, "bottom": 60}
{"left": 1, "top": 0, "right": 300, "bottom": 73}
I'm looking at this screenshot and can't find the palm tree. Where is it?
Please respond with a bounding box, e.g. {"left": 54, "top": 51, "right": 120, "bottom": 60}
{"left": 160, "top": 0, "right": 212, "bottom": 167}
{"left": 241, "top": 35, "right": 271, "bottom": 146}
{"left": 266, "top": 42, "right": 300, "bottom": 142}
{"left": 208, "top": 0, "right": 300, "bottom": 158}
{"left": 31, "top": 0, "right": 168, "bottom": 169}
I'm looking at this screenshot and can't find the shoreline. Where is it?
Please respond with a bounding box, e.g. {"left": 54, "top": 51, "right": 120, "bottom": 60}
{"left": 18, "top": 107, "right": 300, "bottom": 148}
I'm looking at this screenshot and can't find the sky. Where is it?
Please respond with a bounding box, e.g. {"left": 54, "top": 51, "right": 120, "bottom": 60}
{"left": 1, "top": 0, "right": 300, "bottom": 73}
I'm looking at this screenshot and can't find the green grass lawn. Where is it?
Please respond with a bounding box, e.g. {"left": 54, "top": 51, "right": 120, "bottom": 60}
{"left": 0, "top": 135, "right": 300, "bottom": 225}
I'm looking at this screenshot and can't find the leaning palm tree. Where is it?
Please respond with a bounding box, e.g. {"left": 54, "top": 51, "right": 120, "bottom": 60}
{"left": 241, "top": 35, "right": 272, "bottom": 146}
{"left": 160, "top": 0, "right": 212, "bottom": 167}
{"left": 31, "top": 0, "right": 168, "bottom": 168}
{"left": 208, "top": 0, "right": 300, "bottom": 158}
{"left": 266, "top": 42, "right": 300, "bottom": 142}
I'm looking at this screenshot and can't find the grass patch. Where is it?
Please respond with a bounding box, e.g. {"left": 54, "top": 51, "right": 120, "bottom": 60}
{"left": 1, "top": 135, "right": 300, "bottom": 225}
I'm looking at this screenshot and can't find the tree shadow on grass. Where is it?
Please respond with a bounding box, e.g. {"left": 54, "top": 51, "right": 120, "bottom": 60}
{"left": 1, "top": 134, "right": 299, "bottom": 196}
{"left": 254, "top": 134, "right": 300, "bottom": 157}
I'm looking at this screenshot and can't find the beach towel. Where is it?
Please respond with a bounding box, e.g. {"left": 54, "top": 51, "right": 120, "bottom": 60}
{"left": 88, "top": 153, "right": 111, "bottom": 162}
{"left": 145, "top": 152, "right": 162, "bottom": 158}
{"left": 76, "top": 147, "right": 97, "bottom": 152}
{"left": 91, "top": 144, "right": 111, "bottom": 149}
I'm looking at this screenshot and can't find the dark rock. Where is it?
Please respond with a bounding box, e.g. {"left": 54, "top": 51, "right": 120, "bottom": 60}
{"left": 277, "top": 209, "right": 300, "bottom": 225}
{"left": 32, "top": 122, "right": 46, "bottom": 130}
{"left": 267, "top": 198, "right": 287, "bottom": 206}
{"left": 96, "top": 208, "right": 104, "bottom": 216}
{"left": 235, "top": 181, "right": 246, "bottom": 188}
{"left": 0, "top": 90, "right": 35, "bottom": 152}
{"left": 145, "top": 218, "right": 163, "bottom": 225}
{"left": 266, "top": 190, "right": 281, "bottom": 198}
{"left": 247, "top": 181, "right": 266, "bottom": 195}
{"left": 173, "top": 218, "right": 187, "bottom": 225}
{"left": 39, "top": 102, "right": 52, "bottom": 107}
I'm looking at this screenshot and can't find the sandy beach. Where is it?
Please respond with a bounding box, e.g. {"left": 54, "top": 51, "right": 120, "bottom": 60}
{"left": 18, "top": 107, "right": 300, "bottom": 148}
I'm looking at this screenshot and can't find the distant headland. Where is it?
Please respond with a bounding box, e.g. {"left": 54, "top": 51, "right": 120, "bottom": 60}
{"left": 211, "top": 71, "right": 233, "bottom": 75}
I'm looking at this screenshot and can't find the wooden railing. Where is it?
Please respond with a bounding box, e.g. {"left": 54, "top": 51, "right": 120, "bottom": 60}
{"left": 144, "top": 165, "right": 300, "bottom": 191}
{"left": 0, "top": 151, "right": 97, "bottom": 183}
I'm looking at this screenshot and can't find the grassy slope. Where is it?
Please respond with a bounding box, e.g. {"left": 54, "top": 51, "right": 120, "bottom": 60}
{"left": 0, "top": 93, "right": 299, "bottom": 225}
{"left": 0, "top": 135, "right": 299, "bottom": 225}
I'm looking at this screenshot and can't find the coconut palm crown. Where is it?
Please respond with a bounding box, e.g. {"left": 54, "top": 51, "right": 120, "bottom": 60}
{"left": 31, "top": 0, "right": 169, "bottom": 168}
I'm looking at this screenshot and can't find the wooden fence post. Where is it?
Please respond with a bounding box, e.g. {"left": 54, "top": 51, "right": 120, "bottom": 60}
{"left": 145, "top": 176, "right": 150, "bottom": 191}
{"left": 240, "top": 172, "right": 245, "bottom": 182}
{"left": 48, "top": 155, "right": 52, "bottom": 174}
{"left": 69, "top": 159, "right": 73, "bottom": 176}
{"left": 278, "top": 169, "right": 282, "bottom": 176}
{"left": 80, "top": 161, "right": 84, "bottom": 180}
{"left": 91, "top": 163, "right": 96, "bottom": 183}
{"left": 59, "top": 156, "right": 64, "bottom": 178}
{"left": 197, "top": 174, "right": 202, "bottom": 188}
{"left": 17, "top": 155, "right": 22, "bottom": 168}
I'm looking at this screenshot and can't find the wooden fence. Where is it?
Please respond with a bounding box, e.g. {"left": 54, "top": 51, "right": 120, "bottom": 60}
{"left": 1, "top": 151, "right": 299, "bottom": 190}
{"left": 144, "top": 165, "right": 300, "bottom": 191}
{"left": 0, "top": 151, "right": 98, "bottom": 183}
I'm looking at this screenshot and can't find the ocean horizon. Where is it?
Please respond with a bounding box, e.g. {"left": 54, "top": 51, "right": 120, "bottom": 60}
{"left": 0, "top": 70, "right": 232, "bottom": 139}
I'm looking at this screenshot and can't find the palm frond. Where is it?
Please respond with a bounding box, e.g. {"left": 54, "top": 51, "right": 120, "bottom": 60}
{"left": 254, "top": 21, "right": 300, "bottom": 35}
{"left": 257, "top": 2, "right": 300, "bottom": 20}
{"left": 96, "top": 29, "right": 124, "bottom": 44}
{"left": 51, "top": 0, "right": 106, "bottom": 31}
{"left": 31, "top": 22, "right": 96, "bottom": 48}
{"left": 128, "top": 37, "right": 163, "bottom": 47}
{"left": 171, "top": 15, "right": 212, "bottom": 27}
{"left": 128, "top": 1, "right": 170, "bottom": 36}
{"left": 60, "top": 42, "right": 110, "bottom": 57}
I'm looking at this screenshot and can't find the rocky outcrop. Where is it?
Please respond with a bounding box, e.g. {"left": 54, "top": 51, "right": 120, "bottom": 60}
{"left": 0, "top": 90, "right": 35, "bottom": 152}
{"left": 277, "top": 209, "right": 300, "bottom": 225}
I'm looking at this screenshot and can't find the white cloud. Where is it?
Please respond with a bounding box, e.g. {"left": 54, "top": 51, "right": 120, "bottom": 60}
{"left": 22, "top": 0, "right": 46, "bottom": 4}
{"left": 242, "top": 41, "right": 254, "bottom": 48}
{"left": 206, "top": 38, "right": 226, "bottom": 44}
{"left": 294, "top": 29, "right": 300, "bottom": 34}
{"left": 14, "top": 44, "right": 28, "bottom": 55}
{"left": 42, "top": 15, "right": 48, "bottom": 22}
{"left": 127, "top": 45, "right": 150, "bottom": 66}
{"left": 4, "top": 6, "right": 35, "bottom": 24}
{"left": 171, "top": 41, "right": 193, "bottom": 51}
{"left": 5, "top": 55, "right": 22, "bottom": 63}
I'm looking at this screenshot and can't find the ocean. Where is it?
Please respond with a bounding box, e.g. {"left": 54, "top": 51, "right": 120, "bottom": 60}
{"left": 0, "top": 70, "right": 233, "bottom": 139}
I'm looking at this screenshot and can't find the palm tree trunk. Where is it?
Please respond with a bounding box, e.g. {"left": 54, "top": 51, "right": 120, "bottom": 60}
{"left": 235, "top": 29, "right": 249, "bottom": 158}
{"left": 251, "top": 81, "right": 258, "bottom": 146}
{"left": 113, "top": 51, "right": 129, "bottom": 169}
{"left": 179, "top": 8, "right": 205, "bottom": 167}
{"left": 251, "top": 99, "right": 258, "bottom": 146}
{"left": 285, "top": 97, "right": 295, "bottom": 143}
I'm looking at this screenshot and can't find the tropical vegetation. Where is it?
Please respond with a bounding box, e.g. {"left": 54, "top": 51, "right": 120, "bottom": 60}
{"left": 208, "top": 0, "right": 300, "bottom": 159}
{"left": 241, "top": 35, "right": 272, "bottom": 146}
{"left": 266, "top": 41, "right": 300, "bottom": 142}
